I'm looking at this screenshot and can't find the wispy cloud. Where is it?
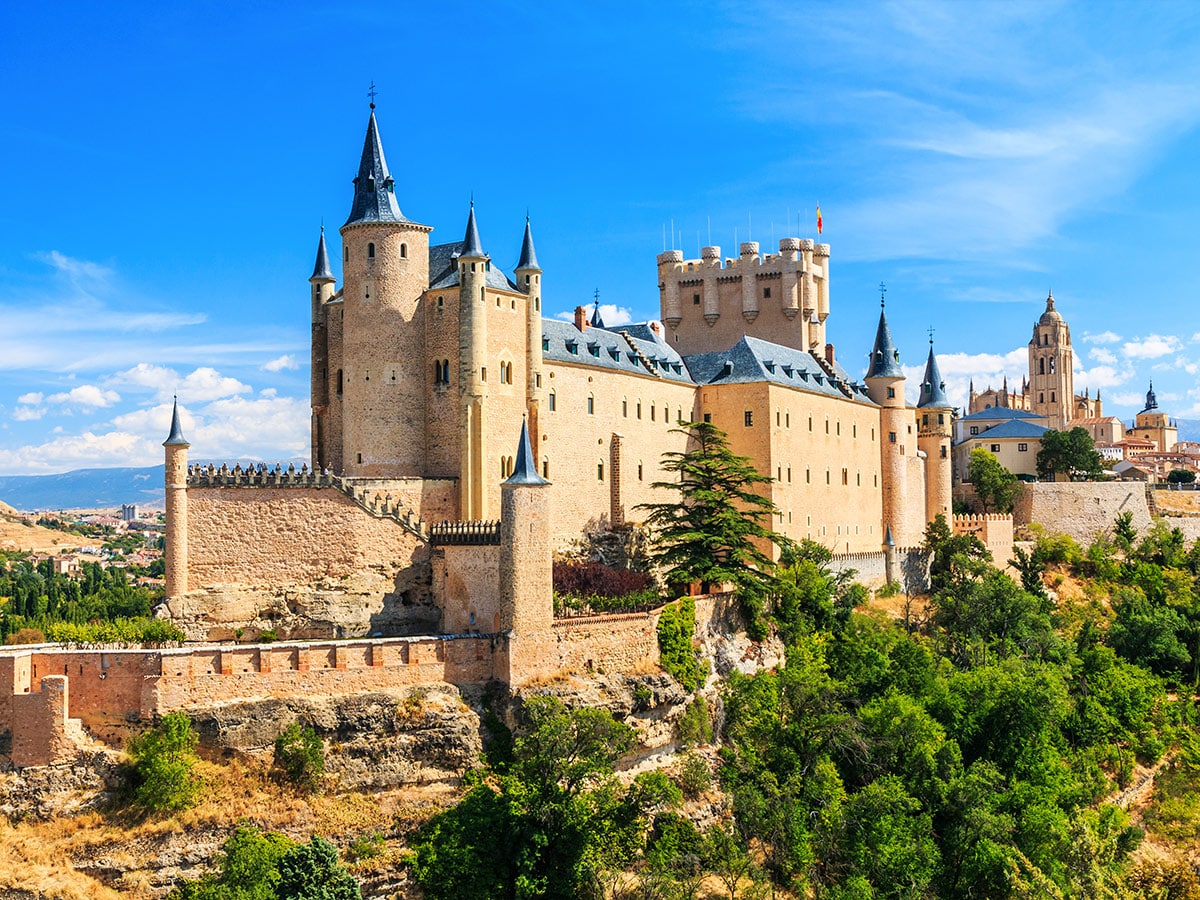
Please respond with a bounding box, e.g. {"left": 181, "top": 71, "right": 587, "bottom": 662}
{"left": 1084, "top": 331, "right": 1122, "bottom": 344}
{"left": 262, "top": 354, "right": 299, "bottom": 372}
{"left": 1123, "top": 334, "right": 1183, "bottom": 360}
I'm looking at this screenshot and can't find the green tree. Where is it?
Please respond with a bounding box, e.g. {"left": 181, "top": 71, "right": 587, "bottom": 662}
{"left": 967, "top": 448, "right": 1020, "bottom": 513}
{"left": 1037, "top": 428, "right": 1104, "bottom": 481}
{"left": 274, "top": 722, "right": 325, "bottom": 794}
{"left": 128, "top": 712, "right": 204, "bottom": 812}
{"left": 169, "top": 824, "right": 294, "bottom": 900}
{"left": 639, "top": 421, "right": 780, "bottom": 598}
{"left": 1167, "top": 469, "right": 1197, "bottom": 484}
{"left": 276, "top": 836, "right": 361, "bottom": 900}
{"left": 1113, "top": 511, "right": 1138, "bottom": 553}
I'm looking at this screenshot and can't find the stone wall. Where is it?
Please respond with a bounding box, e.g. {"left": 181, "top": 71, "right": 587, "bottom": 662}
{"left": 10, "top": 676, "right": 73, "bottom": 768}
{"left": 1014, "top": 481, "right": 1152, "bottom": 544}
{"left": 953, "top": 513, "right": 1015, "bottom": 565}
{"left": 552, "top": 611, "right": 660, "bottom": 675}
{"left": 434, "top": 543, "right": 501, "bottom": 634}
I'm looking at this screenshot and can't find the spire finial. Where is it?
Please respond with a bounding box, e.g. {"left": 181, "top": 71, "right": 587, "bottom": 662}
{"left": 927, "top": 325, "right": 935, "bottom": 345}
{"left": 368, "top": 81, "right": 378, "bottom": 109}
{"left": 879, "top": 281, "right": 887, "bottom": 308}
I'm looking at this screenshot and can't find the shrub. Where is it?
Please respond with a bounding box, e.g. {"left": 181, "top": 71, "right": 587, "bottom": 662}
{"left": 128, "top": 712, "right": 204, "bottom": 812}
{"left": 274, "top": 722, "right": 325, "bottom": 794}
{"left": 677, "top": 695, "right": 712, "bottom": 748}
{"left": 679, "top": 751, "right": 712, "bottom": 798}
{"left": 553, "top": 560, "right": 651, "bottom": 598}
{"left": 276, "top": 836, "right": 361, "bottom": 899}
{"left": 657, "top": 597, "right": 706, "bottom": 691}
{"left": 4, "top": 627, "right": 45, "bottom": 645}
{"left": 259, "top": 629, "right": 278, "bottom": 643}
{"left": 346, "top": 830, "right": 387, "bottom": 863}
{"left": 633, "top": 682, "right": 653, "bottom": 710}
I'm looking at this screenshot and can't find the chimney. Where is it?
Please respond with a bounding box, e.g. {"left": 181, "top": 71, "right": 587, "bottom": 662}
{"left": 574, "top": 306, "right": 588, "bottom": 331}
{"left": 649, "top": 321, "right": 660, "bottom": 335}
{"left": 824, "top": 343, "right": 835, "bottom": 366}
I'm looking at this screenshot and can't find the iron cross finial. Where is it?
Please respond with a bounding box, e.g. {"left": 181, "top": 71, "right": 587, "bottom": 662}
{"left": 927, "top": 325, "right": 935, "bottom": 344}
{"left": 368, "top": 81, "right": 378, "bottom": 109}
{"left": 594, "top": 288, "right": 601, "bottom": 306}
{"left": 878, "top": 282, "right": 887, "bottom": 308}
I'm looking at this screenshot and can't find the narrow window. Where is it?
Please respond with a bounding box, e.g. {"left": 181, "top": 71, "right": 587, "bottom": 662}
{"left": 481, "top": 367, "right": 487, "bottom": 381}
{"left": 786, "top": 411, "right": 790, "bottom": 428}
{"left": 889, "top": 432, "right": 897, "bottom": 443}
{"left": 744, "top": 410, "right": 753, "bottom": 427}
{"left": 543, "top": 460, "right": 550, "bottom": 478}
{"left": 776, "top": 410, "right": 780, "bottom": 426}
{"left": 1050, "top": 391, "right": 1056, "bottom": 402}
{"left": 693, "top": 293, "right": 701, "bottom": 305}
{"left": 651, "top": 404, "right": 656, "bottom": 421}
{"left": 549, "top": 392, "right": 556, "bottom": 411}
{"left": 806, "top": 468, "right": 811, "bottom": 483}
{"left": 826, "top": 470, "right": 831, "bottom": 484}
{"left": 357, "top": 452, "right": 363, "bottom": 464}
{"left": 703, "top": 413, "right": 712, "bottom": 423}
{"left": 437, "top": 295, "right": 444, "bottom": 308}
{"left": 343, "top": 246, "right": 349, "bottom": 262}
{"left": 887, "top": 387, "right": 895, "bottom": 399}
{"left": 763, "top": 287, "right": 771, "bottom": 299}
{"left": 622, "top": 399, "right": 628, "bottom": 417}
{"left": 367, "top": 242, "right": 375, "bottom": 259}
{"left": 940, "top": 446, "right": 947, "bottom": 458}
{"left": 400, "top": 243, "right": 407, "bottom": 259}
{"left": 597, "top": 462, "right": 604, "bottom": 481}
{"left": 336, "top": 369, "right": 343, "bottom": 395}
{"left": 842, "top": 468, "right": 848, "bottom": 485}
{"left": 638, "top": 462, "right": 644, "bottom": 481}
{"left": 938, "top": 413, "right": 944, "bottom": 425}
{"left": 637, "top": 402, "right": 642, "bottom": 419}
{"left": 587, "top": 395, "right": 595, "bottom": 415}
{"left": 787, "top": 467, "right": 792, "bottom": 483}
{"left": 808, "top": 416, "right": 813, "bottom": 432}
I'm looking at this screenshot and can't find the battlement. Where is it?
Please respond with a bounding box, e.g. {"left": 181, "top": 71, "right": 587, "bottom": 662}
{"left": 187, "top": 463, "right": 427, "bottom": 540}
{"left": 430, "top": 520, "right": 501, "bottom": 546}
{"left": 953, "top": 512, "right": 1014, "bottom": 564}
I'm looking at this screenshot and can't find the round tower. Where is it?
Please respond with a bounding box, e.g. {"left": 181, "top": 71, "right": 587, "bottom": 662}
{"left": 917, "top": 338, "right": 953, "bottom": 523}
{"left": 309, "top": 227, "right": 336, "bottom": 472}
{"left": 457, "top": 202, "right": 490, "bottom": 520}
{"left": 865, "top": 298, "right": 909, "bottom": 546}
{"left": 338, "top": 105, "right": 433, "bottom": 477}
{"left": 515, "top": 216, "right": 543, "bottom": 461}
{"left": 162, "top": 398, "right": 190, "bottom": 599}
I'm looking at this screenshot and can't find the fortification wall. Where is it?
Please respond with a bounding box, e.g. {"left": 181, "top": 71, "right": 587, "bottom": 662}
{"left": 552, "top": 611, "right": 659, "bottom": 675}
{"left": 1014, "top": 481, "right": 1152, "bottom": 544}
{"left": 434, "top": 542, "right": 501, "bottom": 634}
{"left": 953, "top": 513, "right": 1015, "bottom": 565}
{"left": 185, "top": 484, "right": 429, "bottom": 589}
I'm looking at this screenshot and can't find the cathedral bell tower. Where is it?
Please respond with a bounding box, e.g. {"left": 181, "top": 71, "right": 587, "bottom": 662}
{"left": 1028, "top": 291, "right": 1073, "bottom": 431}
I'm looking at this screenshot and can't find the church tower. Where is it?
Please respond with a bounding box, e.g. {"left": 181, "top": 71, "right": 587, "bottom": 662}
{"left": 338, "top": 105, "right": 433, "bottom": 477}
{"left": 1028, "top": 291, "right": 1073, "bottom": 430}
{"left": 515, "top": 217, "right": 543, "bottom": 461}
{"left": 457, "top": 203, "right": 490, "bottom": 519}
{"left": 865, "top": 298, "right": 909, "bottom": 546}
{"left": 917, "top": 338, "right": 953, "bottom": 523}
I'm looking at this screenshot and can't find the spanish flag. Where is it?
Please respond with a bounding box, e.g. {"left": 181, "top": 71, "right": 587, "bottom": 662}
{"left": 816, "top": 204, "right": 823, "bottom": 235}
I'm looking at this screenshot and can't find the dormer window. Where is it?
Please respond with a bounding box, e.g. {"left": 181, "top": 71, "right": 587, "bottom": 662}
{"left": 588, "top": 343, "right": 600, "bottom": 358}
{"left": 366, "top": 176, "right": 376, "bottom": 192}
{"left": 542, "top": 337, "right": 549, "bottom": 351}
{"left": 566, "top": 341, "right": 578, "bottom": 354}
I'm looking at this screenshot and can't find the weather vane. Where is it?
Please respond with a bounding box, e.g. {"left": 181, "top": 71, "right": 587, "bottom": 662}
{"left": 593, "top": 288, "right": 601, "bottom": 305}
{"left": 368, "top": 81, "right": 378, "bottom": 109}
{"left": 878, "top": 282, "right": 887, "bottom": 308}
{"left": 927, "top": 325, "right": 935, "bottom": 344}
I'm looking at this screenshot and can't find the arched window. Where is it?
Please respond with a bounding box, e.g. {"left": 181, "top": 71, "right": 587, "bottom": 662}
{"left": 367, "top": 242, "right": 375, "bottom": 259}
{"left": 587, "top": 394, "right": 595, "bottom": 415}
{"left": 400, "top": 243, "right": 407, "bottom": 259}
{"left": 1039, "top": 358, "right": 1045, "bottom": 374}
{"left": 548, "top": 391, "right": 556, "bottom": 412}
{"left": 506, "top": 362, "right": 513, "bottom": 383}
{"left": 1049, "top": 357, "right": 1056, "bottom": 373}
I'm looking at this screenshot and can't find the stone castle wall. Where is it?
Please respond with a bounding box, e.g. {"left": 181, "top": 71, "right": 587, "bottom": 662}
{"left": 953, "top": 513, "right": 1015, "bottom": 565}
{"left": 1014, "top": 481, "right": 1152, "bottom": 544}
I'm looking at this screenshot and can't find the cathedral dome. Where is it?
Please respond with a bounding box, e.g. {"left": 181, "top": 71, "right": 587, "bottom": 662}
{"left": 1038, "top": 290, "right": 1063, "bottom": 325}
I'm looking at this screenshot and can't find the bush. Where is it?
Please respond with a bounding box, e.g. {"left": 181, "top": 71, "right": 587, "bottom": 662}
{"left": 276, "top": 836, "right": 361, "bottom": 899}
{"left": 633, "top": 682, "right": 653, "bottom": 710}
{"left": 128, "top": 712, "right": 204, "bottom": 812}
{"left": 4, "top": 627, "right": 45, "bottom": 645}
{"left": 346, "top": 830, "right": 387, "bottom": 863}
{"left": 677, "top": 695, "right": 712, "bottom": 748}
{"left": 553, "top": 560, "right": 652, "bottom": 599}
{"left": 657, "top": 597, "right": 706, "bottom": 691}
{"left": 274, "top": 722, "right": 325, "bottom": 794}
{"left": 679, "top": 751, "right": 712, "bottom": 798}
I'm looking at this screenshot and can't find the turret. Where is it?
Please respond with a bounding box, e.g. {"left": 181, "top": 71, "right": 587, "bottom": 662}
{"left": 916, "top": 339, "right": 953, "bottom": 523}
{"left": 163, "top": 398, "right": 190, "bottom": 599}
{"left": 310, "top": 227, "right": 336, "bottom": 469}
{"left": 515, "top": 216, "right": 544, "bottom": 462}
{"left": 865, "top": 297, "right": 909, "bottom": 546}
{"left": 499, "top": 420, "right": 553, "bottom": 684}
{"left": 458, "top": 202, "right": 490, "bottom": 520}
{"left": 338, "top": 105, "right": 433, "bottom": 477}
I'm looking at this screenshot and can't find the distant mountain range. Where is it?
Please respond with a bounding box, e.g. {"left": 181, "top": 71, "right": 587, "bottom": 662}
{"left": 0, "top": 458, "right": 309, "bottom": 512}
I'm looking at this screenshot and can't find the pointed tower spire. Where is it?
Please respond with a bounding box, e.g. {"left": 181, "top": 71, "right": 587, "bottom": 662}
{"left": 918, "top": 340, "right": 951, "bottom": 408}
{"left": 163, "top": 396, "right": 189, "bottom": 447}
{"left": 460, "top": 201, "right": 486, "bottom": 258}
{"left": 515, "top": 215, "right": 540, "bottom": 271}
{"left": 505, "top": 419, "right": 548, "bottom": 485}
{"left": 1144, "top": 380, "right": 1158, "bottom": 411}
{"left": 310, "top": 226, "right": 334, "bottom": 282}
{"left": 866, "top": 303, "right": 903, "bottom": 379}
{"left": 590, "top": 294, "right": 605, "bottom": 329}
{"left": 884, "top": 524, "right": 895, "bottom": 547}
{"left": 344, "top": 108, "right": 409, "bottom": 226}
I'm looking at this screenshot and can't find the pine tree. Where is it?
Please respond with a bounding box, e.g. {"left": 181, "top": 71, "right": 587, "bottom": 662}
{"left": 638, "top": 422, "right": 781, "bottom": 597}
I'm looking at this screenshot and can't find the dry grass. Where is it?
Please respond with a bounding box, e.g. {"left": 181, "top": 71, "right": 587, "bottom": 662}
{"left": 1154, "top": 492, "right": 1200, "bottom": 516}
{"left": 0, "top": 516, "right": 91, "bottom": 553}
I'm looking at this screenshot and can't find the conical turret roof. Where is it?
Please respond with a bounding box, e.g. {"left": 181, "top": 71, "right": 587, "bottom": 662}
{"left": 460, "top": 202, "right": 486, "bottom": 258}
{"left": 504, "top": 419, "right": 548, "bottom": 485}
{"left": 590, "top": 300, "right": 605, "bottom": 328}
{"left": 918, "top": 341, "right": 950, "bottom": 408}
{"left": 867, "top": 305, "right": 904, "bottom": 379}
{"left": 344, "top": 109, "right": 411, "bottom": 226}
{"left": 515, "top": 216, "right": 540, "bottom": 271}
{"left": 311, "top": 227, "right": 334, "bottom": 281}
{"left": 163, "top": 397, "right": 189, "bottom": 447}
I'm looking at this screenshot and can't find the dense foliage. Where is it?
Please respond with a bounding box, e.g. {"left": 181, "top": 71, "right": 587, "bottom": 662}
{"left": 657, "top": 596, "right": 706, "bottom": 692}
{"left": 553, "top": 560, "right": 659, "bottom": 614}
{"left": 967, "top": 447, "right": 1020, "bottom": 513}
{"left": 274, "top": 721, "right": 326, "bottom": 794}
{"left": 128, "top": 712, "right": 205, "bottom": 812}
{"left": 1037, "top": 427, "right": 1105, "bottom": 481}
{"left": 170, "top": 826, "right": 360, "bottom": 899}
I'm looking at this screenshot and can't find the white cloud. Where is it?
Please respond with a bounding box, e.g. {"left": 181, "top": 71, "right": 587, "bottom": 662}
{"left": 110, "top": 364, "right": 251, "bottom": 402}
{"left": 1089, "top": 347, "right": 1117, "bottom": 365}
{"left": 16, "top": 392, "right": 43, "bottom": 405}
{"left": 262, "top": 354, "right": 299, "bottom": 372}
{"left": 902, "top": 346, "right": 1027, "bottom": 409}
{"left": 13, "top": 406, "right": 46, "bottom": 421}
{"left": 45, "top": 385, "right": 121, "bottom": 409}
{"left": 1084, "top": 331, "right": 1122, "bottom": 345}
{"left": 1073, "top": 365, "right": 1131, "bottom": 389}
{"left": 0, "top": 430, "right": 162, "bottom": 475}
{"left": 34, "top": 250, "right": 113, "bottom": 286}
{"left": 1123, "top": 334, "right": 1183, "bottom": 360}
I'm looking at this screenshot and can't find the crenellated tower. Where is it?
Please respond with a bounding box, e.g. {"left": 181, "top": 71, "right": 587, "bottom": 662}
{"left": 163, "top": 398, "right": 190, "bottom": 599}
{"left": 657, "top": 236, "right": 829, "bottom": 356}
{"left": 865, "top": 299, "right": 909, "bottom": 546}
{"left": 309, "top": 228, "right": 336, "bottom": 471}
{"left": 1028, "top": 290, "right": 1073, "bottom": 430}
{"left": 917, "top": 338, "right": 953, "bottom": 523}
{"left": 457, "top": 203, "right": 490, "bottom": 520}
{"left": 338, "top": 105, "right": 433, "bottom": 477}
{"left": 514, "top": 217, "right": 543, "bottom": 461}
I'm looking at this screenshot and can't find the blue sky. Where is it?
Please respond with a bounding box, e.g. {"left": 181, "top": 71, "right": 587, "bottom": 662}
{"left": 2, "top": 1, "right": 1199, "bottom": 474}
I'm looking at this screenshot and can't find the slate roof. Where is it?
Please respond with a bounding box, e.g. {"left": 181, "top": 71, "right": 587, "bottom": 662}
{"left": 516, "top": 217, "right": 540, "bottom": 270}
{"left": 959, "top": 406, "right": 1044, "bottom": 422}
{"left": 866, "top": 308, "right": 904, "bottom": 378}
{"left": 311, "top": 228, "right": 334, "bottom": 281}
{"left": 505, "top": 419, "right": 549, "bottom": 485}
{"left": 971, "top": 419, "right": 1049, "bottom": 440}
{"left": 428, "top": 241, "right": 519, "bottom": 291}
{"left": 541, "top": 319, "right": 693, "bottom": 384}
{"left": 163, "top": 398, "right": 189, "bottom": 447}
{"left": 917, "top": 343, "right": 950, "bottom": 408}
{"left": 344, "top": 111, "right": 418, "bottom": 227}
{"left": 683, "top": 336, "right": 875, "bottom": 404}
{"left": 460, "top": 203, "right": 485, "bottom": 257}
